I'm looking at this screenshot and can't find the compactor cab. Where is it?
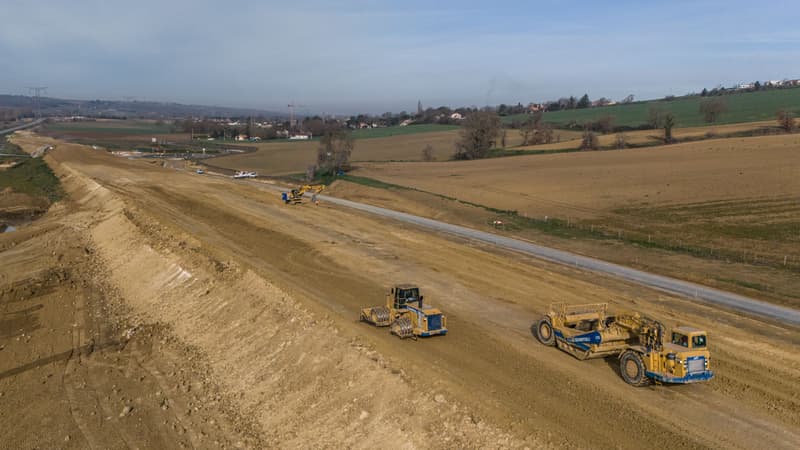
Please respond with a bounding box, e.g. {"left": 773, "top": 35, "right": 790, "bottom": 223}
{"left": 360, "top": 284, "right": 448, "bottom": 339}
{"left": 391, "top": 285, "right": 423, "bottom": 310}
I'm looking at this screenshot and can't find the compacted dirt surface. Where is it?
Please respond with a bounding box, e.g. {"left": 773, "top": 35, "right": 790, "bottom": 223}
{"left": 2, "top": 133, "right": 799, "bottom": 449}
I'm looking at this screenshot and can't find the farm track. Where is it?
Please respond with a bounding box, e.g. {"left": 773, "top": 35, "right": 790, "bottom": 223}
{"left": 4, "top": 133, "right": 800, "bottom": 448}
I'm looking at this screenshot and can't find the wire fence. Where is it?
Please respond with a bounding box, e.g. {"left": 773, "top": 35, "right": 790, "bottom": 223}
{"left": 492, "top": 213, "right": 800, "bottom": 273}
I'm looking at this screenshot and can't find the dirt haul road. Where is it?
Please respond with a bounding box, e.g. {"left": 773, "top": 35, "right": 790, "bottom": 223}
{"left": 243, "top": 187, "right": 800, "bottom": 326}
{"left": 6, "top": 134, "right": 800, "bottom": 448}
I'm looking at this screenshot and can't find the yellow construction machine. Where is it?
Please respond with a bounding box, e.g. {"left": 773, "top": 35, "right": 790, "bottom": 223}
{"left": 534, "top": 303, "right": 713, "bottom": 386}
{"left": 281, "top": 184, "right": 325, "bottom": 205}
{"left": 360, "top": 284, "right": 448, "bottom": 339}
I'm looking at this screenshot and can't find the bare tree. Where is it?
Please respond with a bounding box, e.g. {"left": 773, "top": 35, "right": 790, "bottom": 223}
{"left": 500, "top": 129, "right": 507, "bottom": 148}
{"left": 699, "top": 98, "right": 728, "bottom": 123}
{"left": 615, "top": 132, "right": 627, "bottom": 149}
{"left": 647, "top": 106, "right": 665, "bottom": 129}
{"left": 663, "top": 113, "right": 676, "bottom": 143}
{"left": 518, "top": 111, "right": 543, "bottom": 145}
{"left": 305, "top": 165, "right": 317, "bottom": 181}
{"left": 777, "top": 110, "right": 796, "bottom": 132}
{"left": 453, "top": 111, "right": 502, "bottom": 159}
{"left": 303, "top": 118, "right": 326, "bottom": 137}
{"left": 316, "top": 125, "right": 355, "bottom": 175}
{"left": 595, "top": 115, "right": 616, "bottom": 134}
{"left": 533, "top": 123, "right": 554, "bottom": 144}
{"left": 421, "top": 144, "right": 435, "bottom": 161}
{"left": 581, "top": 128, "right": 599, "bottom": 150}
{"left": 519, "top": 121, "right": 533, "bottom": 145}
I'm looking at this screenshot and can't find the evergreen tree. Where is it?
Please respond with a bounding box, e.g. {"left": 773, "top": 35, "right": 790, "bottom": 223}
{"left": 577, "top": 94, "right": 591, "bottom": 109}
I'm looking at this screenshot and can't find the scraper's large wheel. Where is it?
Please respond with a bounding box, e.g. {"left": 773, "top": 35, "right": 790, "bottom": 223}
{"left": 534, "top": 316, "right": 555, "bottom": 346}
{"left": 620, "top": 350, "right": 651, "bottom": 387}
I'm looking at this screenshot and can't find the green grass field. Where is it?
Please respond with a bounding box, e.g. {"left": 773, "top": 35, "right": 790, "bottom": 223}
{"left": 504, "top": 87, "right": 800, "bottom": 128}
{"left": 44, "top": 120, "right": 174, "bottom": 135}
{"left": 0, "top": 138, "right": 62, "bottom": 201}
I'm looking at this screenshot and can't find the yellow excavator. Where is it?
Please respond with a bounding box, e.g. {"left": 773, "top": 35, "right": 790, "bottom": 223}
{"left": 281, "top": 184, "right": 325, "bottom": 205}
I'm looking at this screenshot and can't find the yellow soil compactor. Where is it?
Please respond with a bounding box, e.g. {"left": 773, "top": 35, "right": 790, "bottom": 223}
{"left": 360, "top": 284, "right": 448, "bottom": 339}
{"left": 534, "top": 303, "right": 713, "bottom": 386}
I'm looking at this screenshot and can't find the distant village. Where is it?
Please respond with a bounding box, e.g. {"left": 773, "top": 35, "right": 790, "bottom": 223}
{"left": 7, "top": 77, "right": 799, "bottom": 143}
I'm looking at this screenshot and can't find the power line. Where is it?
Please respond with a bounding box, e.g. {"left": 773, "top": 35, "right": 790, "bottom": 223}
{"left": 26, "top": 86, "right": 48, "bottom": 117}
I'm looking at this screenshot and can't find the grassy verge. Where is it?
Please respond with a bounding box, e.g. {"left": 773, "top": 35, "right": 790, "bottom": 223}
{"left": 0, "top": 137, "right": 63, "bottom": 201}
{"left": 43, "top": 121, "right": 174, "bottom": 135}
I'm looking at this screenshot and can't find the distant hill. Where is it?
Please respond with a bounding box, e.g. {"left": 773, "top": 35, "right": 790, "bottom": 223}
{"left": 0, "top": 95, "right": 284, "bottom": 119}
{"left": 504, "top": 87, "right": 800, "bottom": 128}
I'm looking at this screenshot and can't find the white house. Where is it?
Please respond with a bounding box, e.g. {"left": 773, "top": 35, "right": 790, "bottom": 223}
{"left": 450, "top": 112, "right": 464, "bottom": 120}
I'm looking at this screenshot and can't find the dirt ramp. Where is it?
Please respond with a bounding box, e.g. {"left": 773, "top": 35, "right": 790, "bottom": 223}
{"left": 62, "top": 160, "right": 537, "bottom": 448}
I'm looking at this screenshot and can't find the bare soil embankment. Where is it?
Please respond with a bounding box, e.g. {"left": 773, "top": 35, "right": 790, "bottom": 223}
{"left": 0, "top": 172, "right": 261, "bottom": 448}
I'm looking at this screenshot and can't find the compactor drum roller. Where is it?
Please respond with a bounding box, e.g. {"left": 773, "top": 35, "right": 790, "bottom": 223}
{"left": 360, "top": 284, "right": 448, "bottom": 340}
{"left": 533, "top": 303, "right": 713, "bottom": 386}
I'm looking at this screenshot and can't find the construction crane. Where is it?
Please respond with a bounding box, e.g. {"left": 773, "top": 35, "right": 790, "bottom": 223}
{"left": 287, "top": 102, "right": 309, "bottom": 132}
{"left": 281, "top": 184, "right": 325, "bottom": 205}
{"left": 533, "top": 303, "right": 713, "bottom": 386}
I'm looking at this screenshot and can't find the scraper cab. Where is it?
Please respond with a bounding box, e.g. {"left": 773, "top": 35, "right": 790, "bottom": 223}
{"left": 360, "top": 284, "right": 448, "bottom": 339}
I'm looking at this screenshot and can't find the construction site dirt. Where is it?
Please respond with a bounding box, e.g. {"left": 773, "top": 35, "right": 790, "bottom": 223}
{"left": 2, "top": 133, "right": 799, "bottom": 448}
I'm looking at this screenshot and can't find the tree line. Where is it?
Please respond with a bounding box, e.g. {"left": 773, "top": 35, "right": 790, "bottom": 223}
{"left": 452, "top": 98, "right": 798, "bottom": 157}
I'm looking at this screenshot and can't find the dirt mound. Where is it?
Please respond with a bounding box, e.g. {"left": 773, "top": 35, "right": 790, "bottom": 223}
{"left": 0, "top": 205, "right": 261, "bottom": 448}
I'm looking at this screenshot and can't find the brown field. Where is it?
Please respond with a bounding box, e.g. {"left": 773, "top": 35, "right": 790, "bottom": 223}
{"left": 349, "top": 133, "right": 800, "bottom": 305}
{"left": 208, "top": 128, "right": 585, "bottom": 175}
{"left": 210, "top": 130, "right": 461, "bottom": 175}
{"left": 517, "top": 120, "right": 780, "bottom": 151}
{"left": 355, "top": 132, "right": 799, "bottom": 216}
{"left": 2, "top": 133, "right": 798, "bottom": 448}
{"left": 208, "top": 122, "right": 772, "bottom": 176}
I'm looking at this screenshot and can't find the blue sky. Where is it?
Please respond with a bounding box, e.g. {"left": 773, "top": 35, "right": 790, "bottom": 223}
{"left": 1, "top": 0, "right": 798, "bottom": 114}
